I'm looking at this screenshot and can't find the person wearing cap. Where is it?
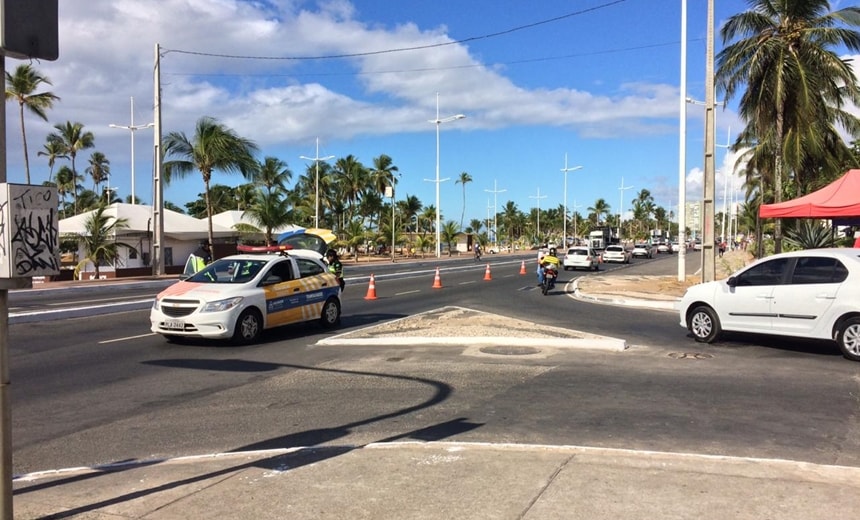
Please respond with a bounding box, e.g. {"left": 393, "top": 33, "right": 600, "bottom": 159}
{"left": 325, "top": 248, "right": 345, "bottom": 291}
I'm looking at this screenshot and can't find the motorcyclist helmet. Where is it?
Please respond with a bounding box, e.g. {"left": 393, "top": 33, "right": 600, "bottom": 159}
{"left": 549, "top": 247, "right": 557, "bottom": 256}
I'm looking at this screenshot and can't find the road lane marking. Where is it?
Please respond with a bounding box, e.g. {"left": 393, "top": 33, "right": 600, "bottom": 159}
{"left": 395, "top": 290, "right": 421, "bottom": 296}
{"left": 99, "top": 332, "right": 158, "bottom": 344}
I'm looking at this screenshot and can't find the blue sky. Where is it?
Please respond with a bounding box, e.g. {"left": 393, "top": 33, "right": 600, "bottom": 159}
{"left": 5, "top": 0, "right": 858, "bottom": 230}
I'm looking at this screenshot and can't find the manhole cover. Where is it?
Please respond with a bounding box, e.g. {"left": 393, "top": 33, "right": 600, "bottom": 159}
{"left": 668, "top": 352, "right": 714, "bottom": 360}
{"left": 480, "top": 346, "right": 541, "bottom": 356}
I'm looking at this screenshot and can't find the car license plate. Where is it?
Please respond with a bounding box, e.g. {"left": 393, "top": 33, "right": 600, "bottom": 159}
{"left": 164, "top": 319, "right": 184, "bottom": 331}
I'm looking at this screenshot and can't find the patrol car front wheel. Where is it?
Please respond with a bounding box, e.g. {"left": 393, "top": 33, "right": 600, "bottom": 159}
{"left": 320, "top": 298, "right": 341, "bottom": 328}
{"left": 232, "top": 308, "right": 262, "bottom": 345}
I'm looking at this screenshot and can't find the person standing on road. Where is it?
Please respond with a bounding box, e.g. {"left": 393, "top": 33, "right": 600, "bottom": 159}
{"left": 325, "top": 248, "right": 345, "bottom": 291}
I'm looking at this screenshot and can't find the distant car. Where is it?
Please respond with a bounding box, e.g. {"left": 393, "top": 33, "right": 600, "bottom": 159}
{"left": 671, "top": 242, "right": 681, "bottom": 253}
{"left": 632, "top": 243, "right": 655, "bottom": 258}
{"left": 656, "top": 242, "right": 672, "bottom": 254}
{"left": 693, "top": 239, "right": 703, "bottom": 251}
{"left": 678, "top": 248, "right": 860, "bottom": 362}
{"left": 151, "top": 248, "right": 342, "bottom": 345}
{"left": 601, "top": 245, "right": 631, "bottom": 264}
{"left": 563, "top": 247, "right": 599, "bottom": 271}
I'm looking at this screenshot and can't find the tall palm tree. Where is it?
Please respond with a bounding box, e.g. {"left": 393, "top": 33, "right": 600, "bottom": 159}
{"left": 49, "top": 121, "right": 95, "bottom": 215}
{"left": 716, "top": 0, "right": 860, "bottom": 253}
{"left": 37, "top": 138, "right": 67, "bottom": 183}
{"left": 5, "top": 64, "right": 60, "bottom": 184}
{"left": 85, "top": 151, "right": 111, "bottom": 195}
{"left": 333, "top": 155, "right": 367, "bottom": 224}
{"left": 369, "top": 153, "right": 399, "bottom": 195}
{"left": 588, "top": 198, "right": 611, "bottom": 225}
{"left": 455, "top": 171, "right": 472, "bottom": 229}
{"left": 163, "top": 116, "right": 259, "bottom": 249}
{"left": 54, "top": 165, "right": 77, "bottom": 218}
{"left": 254, "top": 156, "right": 292, "bottom": 195}
{"left": 244, "top": 190, "right": 293, "bottom": 244}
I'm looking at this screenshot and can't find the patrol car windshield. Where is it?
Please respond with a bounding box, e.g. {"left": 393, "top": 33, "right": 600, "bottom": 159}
{"left": 187, "top": 258, "right": 269, "bottom": 284}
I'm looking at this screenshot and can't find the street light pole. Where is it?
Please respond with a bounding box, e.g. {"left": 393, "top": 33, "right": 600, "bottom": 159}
{"left": 529, "top": 187, "right": 547, "bottom": 243}
{"left": 484, "top": 180, "right": 506, "bottom": 251}
{"left": 300, "top": 137, "right": 334, "bottom": 229}
{"left": 618, "top": 177, "right": 634, "bottom": 242}
{"left": 560, "top": 153, "right": 583, "bottom": 249}
{"left": 109, "top": 97, "right": 154, "bottom": 204}
{"left": 426, "top": 93, "right": 465, "bottom": 258}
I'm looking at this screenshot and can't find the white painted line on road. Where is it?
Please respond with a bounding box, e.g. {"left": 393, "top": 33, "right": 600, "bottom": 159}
{"left": 395, "top": 290, "right": 420, "bottom": 296}
{"left": 99, "top": 333, "right": 158, "bottom": 344}
{"left": 459, "top": 281, "right": 477, "bottom": 285}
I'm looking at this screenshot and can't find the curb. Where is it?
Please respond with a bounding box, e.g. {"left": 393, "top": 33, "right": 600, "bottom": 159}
{"left": 570, "top": 277, "right": 679, "bottom": 313}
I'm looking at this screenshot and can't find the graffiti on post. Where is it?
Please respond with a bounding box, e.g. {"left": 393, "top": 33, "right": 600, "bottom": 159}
{"left": 0, "top": 184, "right": 60, "bottom": 278}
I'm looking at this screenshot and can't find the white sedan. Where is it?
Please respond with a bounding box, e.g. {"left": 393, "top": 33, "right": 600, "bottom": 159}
{"left": 151, "top": 249, "right": 342, "bottom": 344}
{"left": 679, "top": 248, "right": 860, "bottom": 362}
{"left": 600, "top": 245, "right": 631, "bottom": 264}
{"left": 563, "top": 247, "right": 600, "bottom": 271}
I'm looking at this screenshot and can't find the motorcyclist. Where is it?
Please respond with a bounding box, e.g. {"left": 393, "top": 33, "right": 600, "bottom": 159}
{"left": 537, "top": 247, "right": 561, "bottom": 288}
{"left": 324, "top": 248, "right": 345, "bottom": 291}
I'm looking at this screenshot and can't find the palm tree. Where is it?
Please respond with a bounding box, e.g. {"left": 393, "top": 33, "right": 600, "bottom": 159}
{"left": 85, "top": 151, "right": 111, "bottom": 195}
{"left": 588, "top": 198, "right": 611, "bottom": 225}
{"left": 37, "top": 138, "right": 67, "bottom": 183}
{"left": 369, "top": 153, "right": 399, "bottom": 195}
{"left": 49, "top": 121, "right": 95, "bottom": 215}
{"left": 254, "top": 156, "right": 292, "bottom": 195}
{"left": 5, "top": 64, "right": 60, "bottom": 184}
{"left": 54, "top": 165, "right": 76, "bottom": 218}
{"left": 333, "top": 155, "right": 367, "bottom": 225}
{"left": 163, "top": 116, "right": 259, "bottom": 249}
{"left": 244, "top": 190, "right": 292, "bottom": 244}
{"left": 716, "top": 0, "right": 860, "bottom": 253}
{"left": 72, "top": 205, "right": 136, "bottom": 280}
{"left": 455, "top": 171, "right": 472, "bottom": 229}
{"left": 440, "top": 220, "right": 460, "bottom": 257}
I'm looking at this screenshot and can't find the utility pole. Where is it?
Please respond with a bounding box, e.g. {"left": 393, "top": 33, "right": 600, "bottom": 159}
{"left": 702, "top": 0, "right": 716, "bottom": 282}
{"left": 529, "top": 187, "right": 547, "bottom": 243}
{"left": 152, "top": 43, "right": 165, "bottom": 275}
{"left": 560, "top": 154, "right": 583, "bottom": 250}
{"left": 300, "top": 138, "right": 334, "bottom": 229}
{"left": 485, "top": 180, "right": 506, "bottom": 251}
{"left": 677, "top": 0, "right": 688, "bottom": 282}
{"left": 618, "top": 177, "right": 634, "bottom": 242}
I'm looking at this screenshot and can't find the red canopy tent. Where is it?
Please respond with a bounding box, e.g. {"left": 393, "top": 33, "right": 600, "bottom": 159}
{"left": 759, "top": 169, "right": 860, "bottom": 223}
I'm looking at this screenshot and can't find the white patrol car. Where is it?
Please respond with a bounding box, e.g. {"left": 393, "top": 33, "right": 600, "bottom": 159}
{"left": 150, "top": 248, "right": 342, "bottom": 344}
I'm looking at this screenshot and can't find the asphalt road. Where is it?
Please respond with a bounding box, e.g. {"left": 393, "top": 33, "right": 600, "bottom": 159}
{"left": 8, "top": 251, "right": 859, "bottom": 476}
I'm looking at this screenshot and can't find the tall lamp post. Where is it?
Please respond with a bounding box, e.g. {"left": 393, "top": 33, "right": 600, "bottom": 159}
{"left": 529, "top": 187, "right": 547, "bottom": 243}
{"left": 426, "top": 93, "right": 465, "bottom": 258}
{"left": 109, "top": 97, "right": 154, "bottom": 204}
{"left": 300, "top": 137, "right": 334, "bottom": 229}
{"left": 560, "top": 154, "right": 582, "bottom": 248}
{"left": 484, "top": 179, "right": 506, "bottom": 251}
{"left": 618, "top": 177, "right": 634, "bottom": 242}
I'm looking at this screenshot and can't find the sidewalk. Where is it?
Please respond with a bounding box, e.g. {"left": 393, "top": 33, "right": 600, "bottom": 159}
{"left": 14, "top": 442, "right": 860, "bottom": 519}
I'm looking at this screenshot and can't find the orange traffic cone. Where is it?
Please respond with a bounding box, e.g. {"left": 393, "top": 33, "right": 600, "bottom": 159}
{"left": 483, "top": 264, "right": 492, "bottom": 281}
{"left": 432, "top": 267, "right": 443, "bottom": 289}
{"left": 364, "top": 274, "right": 378, "bottom": 300}
{"left": 519, "top": 260, "right": 527, "bottom": 275}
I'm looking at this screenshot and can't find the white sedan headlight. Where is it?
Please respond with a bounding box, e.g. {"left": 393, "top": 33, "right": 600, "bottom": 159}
{"left": 201, "top": 297, "right": 244, "bottom": 313}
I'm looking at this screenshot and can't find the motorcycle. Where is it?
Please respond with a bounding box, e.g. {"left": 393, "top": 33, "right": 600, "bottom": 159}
{"left": 541, "top": 265, "right": 558, "bottom": 295}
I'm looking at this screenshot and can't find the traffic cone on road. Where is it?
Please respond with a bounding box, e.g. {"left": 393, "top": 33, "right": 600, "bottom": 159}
{"left": 432, "top": 267, "right": 443, "bottom": 289}
{"left": 483, "top": 264, "right": 492, "bottom": 281}
{"left": 519, "top": 260, "right": 527, "bottom": 275}
{"left": 364, "top": 274, "right": 378, "bottom": 300}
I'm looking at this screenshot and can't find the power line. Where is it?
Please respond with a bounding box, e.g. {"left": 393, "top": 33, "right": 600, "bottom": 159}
{"left": 162, "top": 0, "right": 627, "bottom": 61}
{"left": 163, "top": 38, "right": 700, "bottom": 79}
